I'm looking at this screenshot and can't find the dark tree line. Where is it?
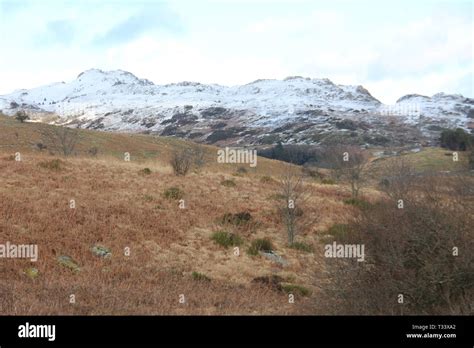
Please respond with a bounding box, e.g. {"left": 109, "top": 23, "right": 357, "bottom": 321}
{"left": 439, "top": 128, "right": 473, "bottom": 151}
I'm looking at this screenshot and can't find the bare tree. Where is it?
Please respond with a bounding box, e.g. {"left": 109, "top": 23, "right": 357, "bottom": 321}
{"left": 320, "top": 144, "right": 347, "bottom": 180}
{"left": 344, "top": 147, "right": 369, "bottom": 198}
{"left": 378, "top": 154, "right": 417, "bottom": 202}
{"left": 15, "top": 110, "right": 29, "bottom": 123}
{"left": 39, "top": 126, "right": 79, "bottom": 157}
{"left": 324, "top": 145, "right": 369, "bottom": 198}
{"left": 278, "top": 164, "right": 315, "bottom": 244}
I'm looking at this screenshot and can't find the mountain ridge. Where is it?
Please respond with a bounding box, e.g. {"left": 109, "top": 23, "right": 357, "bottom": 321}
{"left": 1, "top": 68, "right": 472, "bottom": 147}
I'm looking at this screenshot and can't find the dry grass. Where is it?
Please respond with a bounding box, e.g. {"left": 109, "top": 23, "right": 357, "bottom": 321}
{"left": 5, "top": 115, "right": 467, "bottom": 315}
{"left": 0, "top": 152, "right": 325, "bottom": 314}
{"left": 369, "top": 147, "right": 469, "bottom": 175}
{"left": 0, "top": 115, "right": 362, "bottom": 314}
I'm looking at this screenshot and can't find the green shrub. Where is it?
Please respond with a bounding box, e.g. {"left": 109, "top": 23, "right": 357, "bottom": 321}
{"left": 281, "top": 284, "right": 311, "bottom": 296}
{"left": 268, "top": 193, "right": 285, "bottom": 200}
{"left": 163, "top": 187, "right": 184, "bottom": 200}
{"left": 343, "top": 198, "right": 371, "bottom": 210}
{"left": 139, "top": 168, "right": 152, "bottom": 175}
{"left": 220, "top": 179, "right": 236, "bottom": 187}
{"left": 191, "top": 271, "right": 211, "bottom": 282}
{"left": 143, "top": 194, "right": 154, "bottom": 202}
{"left": 252, "top": 275, "right": 284, "bottom": 290}
{"left": 211, "top": 231, "right": 243, "bottom": 248}
{"left": 260, "top": 176, "right": 274, "bottom": 184}
{"left": 259, "top": 134, "right": 280, "bottom": 145}
{"left": 24, "top": 267, "right": 39, "bottom": 279}
{"left": 220, "top": 211, "right": 252, "bottom": 226}
{"left": 321, "top": 178, "right": 336, "bottom": 185}
{"left": 236, "top": 166, "right": 248, "bottom": 174}
{"left": 325, "top": 224, "right": 350, "bottom": 240}
{"left": 440, "top": 128, "right": 473, "bottom": 151}
{"left": 38, "top": 159, "right": 63, "bottom": 171}
{"left": 289, "top": 241, "right": 313, "bottom": 253}
{"left": 247, "top": 238, "right": 273, "bottom": 255}
{"left": 335, "top": 119, "right": 358, "bottom": 130}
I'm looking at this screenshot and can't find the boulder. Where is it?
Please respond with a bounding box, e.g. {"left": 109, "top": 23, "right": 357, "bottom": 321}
{"left": 91, "top": 245, "right": 112, "bottom": 258}
{"left": 259, "top": 251, "right": 289, "bottom": 266}
{"left": 57, "top": 255, "right": 80, "bottom": 272}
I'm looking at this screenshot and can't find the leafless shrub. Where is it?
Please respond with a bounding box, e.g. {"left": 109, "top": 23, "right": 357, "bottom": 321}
{"left": 190, "top": 145, "right": 205, "bottom": 170}
{"left": 302, "top": 164, "right": 324, "bottom": 179}
{"left": 88, "top": 146, "right": 99, "bottom": 157}
{"left": 170, "top": 148, "right": 193, "bottom": 176}
{"left": 170, "top": 146, "right": 207, "bottom": 175}
{"left": 319, "top": 144, "right": 347, "bottom": 180}
{"left": 39, "top": 126, "right": 79, "bottom": 157}
{"left": 378, "top": 154, "right": 417, "bottom": 203}
{"left": 318, "top": 174, "right": 473, "bottom": 315}
{"left": 451, "top": 172, "right": 474, "bottom": 204}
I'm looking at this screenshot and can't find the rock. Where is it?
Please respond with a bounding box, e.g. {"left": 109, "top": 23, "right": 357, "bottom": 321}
{"left": 57, "top": 255, "right": 80, "bottom": 272}
{"left": 91, "top": 245, "right": 112, "bottom": 258}
{"left": 24, "top": 267, "right": 39, "bottom": 279}
{"left": 259, "top": 251, "right": 289, "bottom": 266}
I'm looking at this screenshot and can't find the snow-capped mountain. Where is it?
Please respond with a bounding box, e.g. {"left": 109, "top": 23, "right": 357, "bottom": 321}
{"left": 1, "top": 69, "right": 472, "bottom": 147}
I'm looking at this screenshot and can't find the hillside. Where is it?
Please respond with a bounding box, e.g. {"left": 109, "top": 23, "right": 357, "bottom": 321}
{"left": 0, "top": 115, "right": 356, "bottom": 314}
{"left": 1, "top": 114, "right": 472, "bottom": 315}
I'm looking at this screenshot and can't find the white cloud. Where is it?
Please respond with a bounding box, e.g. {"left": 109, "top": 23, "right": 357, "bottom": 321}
{"left": 0, "top": 0, "right": 471, "bottom": 103}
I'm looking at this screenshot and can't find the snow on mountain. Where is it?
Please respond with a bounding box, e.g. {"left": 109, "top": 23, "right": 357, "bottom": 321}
{"left": 0, "top": 69, "right": 472, "bottom": 147}
{"left": 396, "top": 92, "right": 473, "bottom": 119}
